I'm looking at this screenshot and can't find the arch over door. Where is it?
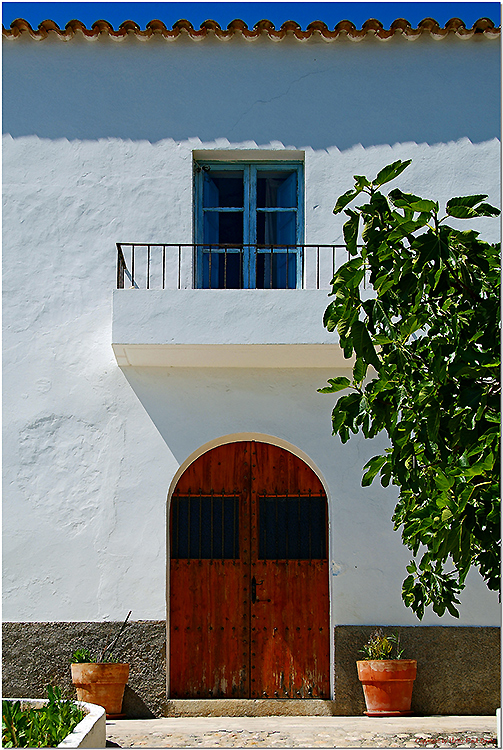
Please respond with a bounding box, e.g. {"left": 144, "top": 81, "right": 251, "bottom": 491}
{"left": 169, "top": 441, "right": 329, "bottom": 698}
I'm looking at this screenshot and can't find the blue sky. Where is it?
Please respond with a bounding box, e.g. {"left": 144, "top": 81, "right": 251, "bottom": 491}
{"left": 2, "top": 2, "right": 501, "bottom": 30}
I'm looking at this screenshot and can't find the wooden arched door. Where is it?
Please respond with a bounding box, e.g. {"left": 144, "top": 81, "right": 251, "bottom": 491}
{"left": 169, "top": 441, "right": 329, "bottom": 698}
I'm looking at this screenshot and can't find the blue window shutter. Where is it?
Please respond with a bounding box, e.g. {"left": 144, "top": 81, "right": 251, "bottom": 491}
{"left": 276, "top": 171, "right": 297, "bottom": 208}
{"left": 203, "top": 172, "right": 220, "bottom": 208}
{"left": 195, "top": 161, "right": 303, "bottom": 289}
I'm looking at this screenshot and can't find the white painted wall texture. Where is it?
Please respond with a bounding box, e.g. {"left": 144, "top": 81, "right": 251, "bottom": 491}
{"left": 2, "top": 32, "right": 500, "bottom": 627}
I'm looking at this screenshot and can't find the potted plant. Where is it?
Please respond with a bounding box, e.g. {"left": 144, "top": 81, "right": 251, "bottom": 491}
{"left": 2, "top": 686, "right": 88, "bottom": 748}
{"left": 356, "top": 628, "right": 417, "bottom": 717}
{"left": 70, "top": 611, "right": 131, "bottom": 718}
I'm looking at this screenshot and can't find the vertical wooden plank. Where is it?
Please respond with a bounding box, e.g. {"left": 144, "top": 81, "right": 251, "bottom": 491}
{"left": 169, "top": 442, "right": 251, "bottom": 698}
{"left": 250, "top": 442, "right": 330, "bottom": 699}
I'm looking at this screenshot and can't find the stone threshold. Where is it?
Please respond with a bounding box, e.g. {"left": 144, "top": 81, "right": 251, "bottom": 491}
{"left": 163, "top": 699, "right": 339, "bottom": 717}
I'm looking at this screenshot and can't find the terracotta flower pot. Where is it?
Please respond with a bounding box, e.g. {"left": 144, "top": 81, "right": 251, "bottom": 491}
{"left": 357, "top": 659, "right": 417, "bottom": 716}
{"left": 71, "top": 663, "right": 129, "bottom": 717}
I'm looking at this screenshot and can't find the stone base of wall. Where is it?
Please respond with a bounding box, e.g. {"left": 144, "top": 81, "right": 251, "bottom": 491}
{"left": 2, "top": 621, "right": 167, "bottom": 718}
{"left": 3, "top": 622, "right": 500, "bottom": 717}
{"left": 333, "top": 625, "right": 500, "bottom": 716}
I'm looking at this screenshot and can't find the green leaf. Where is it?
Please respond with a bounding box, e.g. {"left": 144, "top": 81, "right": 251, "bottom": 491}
{"left": 374, "top": 159, "right": 412, "bottom": 187}
{"left": 376, "top": 272, "right": 400, "bottom": 294}
{"left": 446, "top": 194, "right": 488, "bottom": 210}
{"left": 446, "top": 600, "right": 460, "bottom": 618}
{"left": 343, "top": 340, "right": 353, "bottom": 359}
{"left": 331, "top": 407, "right": 348, "bottom": 433}
{"left": 335, "top": 257, "right": 364, "bottom": 281}
{"left": 343, "top": 210, "right": 360, "bottom": 256}
{"left": 336, "top": 314, "right": 352, "bottom": 339}
{"left": 318, "top": 377, "right": 351, "bottom": 394}
{"left": 362, "top": 455, "right": 387, "bottom": 486}
{"left": 323, "top": 300, "right": 336, "bottom": 319}
{"left": 353, "top": 357, "right": 368, "bottom": 383}
{"left": 388, "top": 188, "right": 422, "bottom": 207}
{"left": 446, "top": 195, "right": 500, "bottom": 219}
{"left": 474, "top": 203, "right": 501, "bottom": 217}
{"left": 409, "top": 199, "right": 438, "bottom": 213}
{"left": 388, "top": 190, "right": 438, "bottom": 214}
{"left": 464, "top": 453, "right": 494, "bottom": 477}
{"left": 333, "top": 188, "right": 361, "bottom": 215}
{"left": 373, "top": 334, "right": 393, "bottom": 345}
{"left": 426, "top": 407, "right": 440, "bottom": 442}
{"left": 380, "top": 462, "right": 392, "bottom": 487}
{"left": 354, "top": 175, "right": 371, "bottom": 189}
{"left": 387, "top": 216, "right": 429, "bottom": 242}
{"left": 399, "top": 316, "right": 422, "bottom": 340}
{"left": 435, "top": 471, "right": 454, "bottom": 491}
{"left": 446, "top": 205, "right": 481, "bottom": 219}
{"left": 350, "top": 320, "right": 381, "bottom": 372}
{"left": 325, "top": 318, "right": 336, "bottom": 333}
{"left": 345, "top": 269, "right": 365, "bottom": 290}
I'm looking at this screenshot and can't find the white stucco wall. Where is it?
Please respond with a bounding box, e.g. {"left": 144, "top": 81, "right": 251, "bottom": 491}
{"left": 3, "top": 34, "right": 500, "bottom": 151}
{"left": 2, "top": 32, "right": 500, "bottom": 626}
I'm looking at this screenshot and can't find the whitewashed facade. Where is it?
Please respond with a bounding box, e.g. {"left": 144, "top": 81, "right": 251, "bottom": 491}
{"left": 2, "top": 18, "right": 500, "bottom": 714}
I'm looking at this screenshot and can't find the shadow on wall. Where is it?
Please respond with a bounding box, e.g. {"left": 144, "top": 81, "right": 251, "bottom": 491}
{"left": 122, "top": 685, "right": 156, "bottom": 719}
{"left": 3, "top": 38, "right": 500, "bottom": 149}
{"left": 117, "top": 366, "right": 342, "bottom": 467}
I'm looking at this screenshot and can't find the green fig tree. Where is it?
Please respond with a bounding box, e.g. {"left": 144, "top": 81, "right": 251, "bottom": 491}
{"left": 320, "top": 160, "right": 500, "bottom": 619}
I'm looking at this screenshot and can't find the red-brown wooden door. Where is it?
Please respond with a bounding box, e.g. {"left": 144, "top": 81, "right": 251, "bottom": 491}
{"left": 169, "top": 441, "right": 329, "bottom": 698}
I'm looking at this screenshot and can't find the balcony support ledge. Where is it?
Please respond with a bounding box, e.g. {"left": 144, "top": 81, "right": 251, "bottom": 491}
{"left": 112, "top": 342, "right": 350, "bottom": 368}
{"left": 112, "top": 289, "right": 352, "bottom": 368}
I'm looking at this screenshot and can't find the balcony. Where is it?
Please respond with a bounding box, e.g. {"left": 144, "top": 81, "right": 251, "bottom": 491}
{"left": 112, "top": 244, "right": 350, "bottom": 368}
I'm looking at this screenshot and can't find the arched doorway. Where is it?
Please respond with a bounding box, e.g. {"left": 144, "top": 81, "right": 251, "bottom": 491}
{"left": 169, "top": 441, "right": 330, "bottom": 699}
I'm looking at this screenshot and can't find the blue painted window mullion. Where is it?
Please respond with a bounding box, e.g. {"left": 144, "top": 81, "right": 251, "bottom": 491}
{"left": 296, "top": 163, "right": 304, "bottom": 288}
{"left": 246, "top": 165, "right": 257, "bottom": 289}
{"left": 195, "top": 168, "right": 204, "bottom": 288}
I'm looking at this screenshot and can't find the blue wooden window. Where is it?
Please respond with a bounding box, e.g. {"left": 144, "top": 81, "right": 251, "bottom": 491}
{"left": 194, "top": 162, "right": 304, "bottom": 288}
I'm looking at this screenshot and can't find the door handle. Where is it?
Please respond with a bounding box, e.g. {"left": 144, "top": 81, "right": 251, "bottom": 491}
{"left": 251, "top": 576, "right": 263, "bottom": 604}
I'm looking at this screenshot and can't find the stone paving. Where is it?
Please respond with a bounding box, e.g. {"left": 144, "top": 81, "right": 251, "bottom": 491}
{"left": 106, "top": 716, "right": 498, "bottom": 748}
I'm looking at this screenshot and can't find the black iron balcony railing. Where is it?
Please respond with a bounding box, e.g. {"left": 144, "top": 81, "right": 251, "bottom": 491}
{"left": 116, "top": 243, "right": 352, "bottom": 290}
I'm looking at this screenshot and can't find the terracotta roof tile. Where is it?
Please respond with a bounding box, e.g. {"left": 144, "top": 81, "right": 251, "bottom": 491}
{"left": 2, "top": 17, "right": 500, "bottom": 41}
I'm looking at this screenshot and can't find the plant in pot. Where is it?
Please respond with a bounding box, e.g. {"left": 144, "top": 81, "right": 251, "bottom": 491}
{"left": 356, "top": 628, "right": 417, "bottom": 717}
{"left": 71, "top": 611, "right": 131, "bottom": 719}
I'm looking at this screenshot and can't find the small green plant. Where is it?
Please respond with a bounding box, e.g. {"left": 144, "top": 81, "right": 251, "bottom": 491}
{"left": 360, "top": 628, "right": 404, "bottom": 660}
{"left": 71, "top": 648, "right": 96, "bottom": 663}
{"left": 70, "top": 647, "right": 120, "bottom": 664}
{"left": 2, "top": 685, "right": 85, "bottom": 748}
{"left": 71, "top": 611, "right": 132, "bottom": 664}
